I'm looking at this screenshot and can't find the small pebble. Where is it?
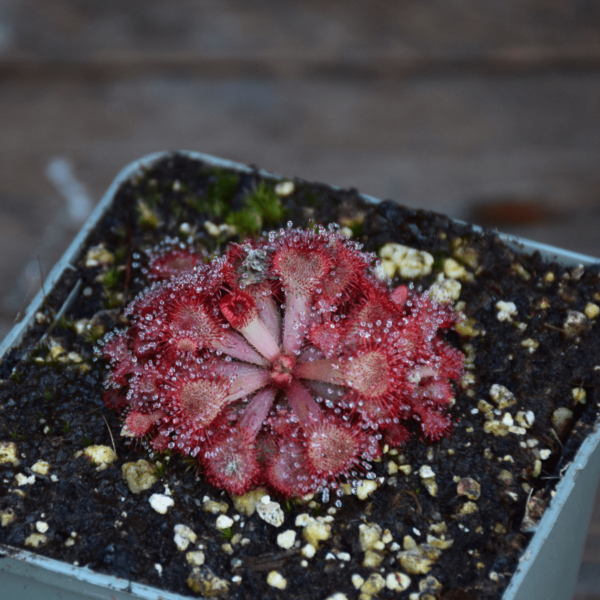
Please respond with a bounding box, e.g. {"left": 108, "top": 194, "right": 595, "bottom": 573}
{"left": 386, "top": 572, "right": 411, "bottom": 592}
{"left": 266, "top": 570, "right": 287, "bottom": 590}
{"left": 356, "top": 479, "right": 378, "bottom": 500}
{"left": 403, "top": 535, "right": 417, "bottom": 550}
{"left": 379, "top": 243, "right": 434, "bottom": 278}
{"left": 584, "top": 302, "right": 599, "bottom": 319}
{"left": 429, "top": 277, "right": 462, "bottom": 303}
{"left": 363, "top": 549, "right": 385, "bottom": 568}
{"left": 359, "top": 523, "right": 382, "bottom": 552}
{"left": 31, "top": 461, "right": 51, "bottom": 476}
{"left": 122, "top": 460, "right": 158, "bottom": 494}
{"left": 572, "top": 387, "right": 587, "bottom": 404}
{"left": 215, "top": 515, "right": 234, "bottom": 530}
{"left": 85, "top": 244, "right": 113, "bottom": 267}
{"left": 360, "top": 573, "right": 386, "bottom": 595}
{"left": 457, "top": 478, "right": 481, "bottom": 501}
{"left": 275, "top": 180, "right": 295, "bottom": 196}
{"left": 81, "top": 445, "right": 117, "bottom": 469}
{"left": 489, "top": 384, "right": 517, "bottom": 409}
{"left": 256, "top": 499, "right": 285, "bottom": 527}
{"left": 202, "top": 499, "right": 229, "bottom": 514}
{"left": 149, "top": 494, "right": 174, "bottom": 515}
{"left": 15, "top": 473, "right": 35, "bottom": 486}
{"left": 0, "top": 442, "right": 20, "bottom": 467}
{"left": 457, "top": 501, "right": 479, "bottom": 515}
{"left": 231, "top": 488, "right": 267, "bottom": 516}
{"left": 36, "top": 521, "right": 49, "bottom": 533}
{"left": 0, "top": 508, "right": 16, "bottom": 527}
{"left": 444, "top": 258, "right": 469, "bottom": 280}
{"left": 419, "top": 465, "right": 435, "bottom": 479}
{"left": 25, "top": 533, "right": 47, "bottom": 548}
{"left": 304, "top": 519, "right": 330, "bottom": 547}
{"left": 221, "top": 543, "right": 234, "bottom": 555}
{"left": 173, "top": 524, "right": 197, "bottom": 551}
{"left": 276, "top": 530, "right": 296, "bottom": 550}
{"left": 563, "top": 311, "right": 588, "bottom": 336}
{"left": 496, "top": 300, "right": 517, "bottom": 322}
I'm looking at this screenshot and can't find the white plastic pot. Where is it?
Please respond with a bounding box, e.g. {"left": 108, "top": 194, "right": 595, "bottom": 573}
{"left": 1, "top": 151, "right": 599, "bottom": 600}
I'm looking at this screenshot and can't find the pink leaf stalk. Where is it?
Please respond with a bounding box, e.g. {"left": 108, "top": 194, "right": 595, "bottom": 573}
{"left": 101, "top": 225, "right": 464, "bottom": 503}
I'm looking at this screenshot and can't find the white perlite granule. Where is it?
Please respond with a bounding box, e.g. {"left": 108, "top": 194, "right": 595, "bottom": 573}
{"left": 149, "top": 494, "right": 174, "bottom": 514}
{"left": 276, "top": 530, "right": 296, "bottom": 549}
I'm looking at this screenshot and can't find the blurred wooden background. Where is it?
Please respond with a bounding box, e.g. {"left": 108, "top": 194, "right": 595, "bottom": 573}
{"left": 0, "top": 2, "right": 598, "bottom": 597}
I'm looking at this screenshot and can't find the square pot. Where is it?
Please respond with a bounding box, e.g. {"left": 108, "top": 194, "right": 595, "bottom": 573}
{"left": 0, "top": 151, "right": 599, "bottom": 600}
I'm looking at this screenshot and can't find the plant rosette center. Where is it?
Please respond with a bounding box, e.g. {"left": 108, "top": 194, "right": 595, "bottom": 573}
{"left": 101, "top": 225, "right": 464, "bottom": 503}
{"left": 270, "top": 354, "right": 296, "bottom": 388}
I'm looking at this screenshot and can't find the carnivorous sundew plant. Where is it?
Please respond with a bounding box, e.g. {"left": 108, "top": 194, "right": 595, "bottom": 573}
{"left": 100, "top": 224, "right": 464, "bottom": 504}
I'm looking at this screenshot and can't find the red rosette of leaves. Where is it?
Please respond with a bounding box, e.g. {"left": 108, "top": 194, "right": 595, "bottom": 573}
{"left": 100, "top": 225, "right": 464, "bottom": 503}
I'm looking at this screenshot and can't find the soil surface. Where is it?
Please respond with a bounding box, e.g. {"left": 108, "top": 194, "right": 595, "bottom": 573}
{"left": 1, "top": 153, "right": 599, "bottom": 600}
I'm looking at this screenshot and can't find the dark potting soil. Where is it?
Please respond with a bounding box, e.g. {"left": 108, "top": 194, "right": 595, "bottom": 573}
{"left": 1, "top": 153, "right": 599, "bottom": 600}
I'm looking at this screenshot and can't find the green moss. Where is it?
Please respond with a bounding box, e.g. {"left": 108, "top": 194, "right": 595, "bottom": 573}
{"left": 302, "top": 190, "right": 318, "bottom": 207}
{"left": 348, "top": 220, "right": 364, "bottom": 240}
{"left": 224, "top": 182, "right": 287, "bottom": 237}
{"left": 104, "top": 291, "right": 123, "bottom": 310}
{"left": 246, "top": 182, "right": 286, "bottom": 226}
{"left": 185, "top": 169, "right": 240, "bottom": 219}
{"left": 181, "top": 455, "right": 201, "bottom": 474}
{"left": 170, "top": 198, "right": 188, "bottom": 222}
{"left": 432, "top": 250, "right": 447, "bottom": 273}
{"left": 82, "top": 326, "right": 105, "bottom": 345}
{"left": 225, "top": 207, "right": 262, "bottom": 237}
{"left": 56, "top": 315, "right": 76, "bottom": 332}
{"left": 113, "top": 246, "right": 128, "bottom": 265}
{"left": 187, "top": 169, "right": 250, "bottom": 220}
{"left": 111, "top": 225, "right": 127, "bottom": 240}
{"left": 137, "top": 199, "right": 162, "bottom": 229}
{"left": 207, "top": 170, "right": 239, "bottom": 205}
{"left": 82, "top": 435, "right": 94, "bottom": 448}
{"left": 186, "top": 195, "right": 220, "bottom": 218}
{"left": 141, "top": 190, "right": 161, "bottom": 208}
{"left": 102, "top": 266, "right": 122, "bottom": 290}
{"left": 153, "top": 461, "right": 168, "bottom": 478}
